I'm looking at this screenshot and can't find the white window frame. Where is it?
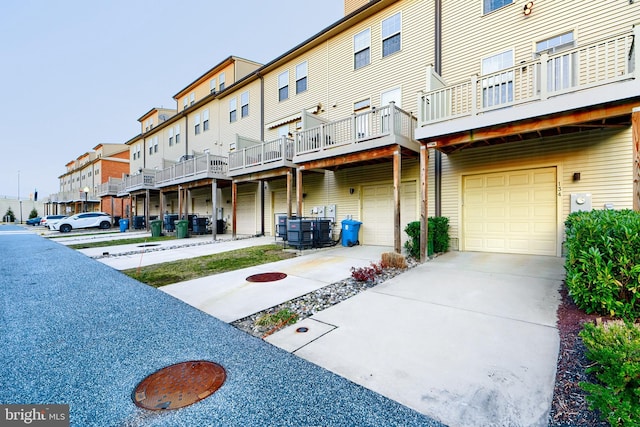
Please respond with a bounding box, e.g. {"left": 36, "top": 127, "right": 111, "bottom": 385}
{"left": 175, "top": 124, "right": 181, "bottom": 144}
{"left": 354, "top": 28, "right": 371, "bottom": 70}
{"left": 183, "top": 97, "right": 188, "bottom": 110}
{"left": 203, "top": 109, "right": 210, "bottom": 131}
{"left": 536, "top": 31, "right": 576, "bottom": 93}
{"left": 295, "top": 61, "right": 308, "bottom": 94}
{"left": 278, "top": 71, "right": 289, "bottom": 102}
{"left": 219, "top": 72, "right": 226, "bottom": 91}
{"left": 189, "top": 92, "right": 195, "bottom": 106}
{"left": 241, "top": 91, "right": 249, "bottom": 118}
{"left": 194, "top": 114, "right": 201, "bottom": 135}
{"left": 169, "top": 128, "right": 174, "bottom": 146}
{"left": 229, "top": 98, "right": 237, "bottom": 123}
{"left": 209, "top": 78, "right": 217, "bottom": 94}
{"left": 381, "top": 12, "right": 401, "bottom": 57}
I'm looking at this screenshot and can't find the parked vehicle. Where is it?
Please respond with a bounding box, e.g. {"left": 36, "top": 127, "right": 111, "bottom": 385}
{"left": 51, "top": 212, "right": 112, "bottom": 233}
{"left": 26, "top": 217, "right": 42, "bottom": 226}
{"left": 40, "top": 215, "right": 66, "bottom": 229}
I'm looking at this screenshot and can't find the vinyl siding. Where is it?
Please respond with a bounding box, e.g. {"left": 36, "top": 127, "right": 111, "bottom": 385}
{"left": 440, "top": 128, "right": 634, "bottom": 252}
{"left": 441, "top": 1, "right": 640, "bottom": 85}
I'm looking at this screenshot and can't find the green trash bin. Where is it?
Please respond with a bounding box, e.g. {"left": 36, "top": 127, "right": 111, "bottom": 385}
{"left": 176, "top": 220, "right": 189, "bottom": 239}
{"left": 150, "top": 219, "right": 162, "bottom": 237}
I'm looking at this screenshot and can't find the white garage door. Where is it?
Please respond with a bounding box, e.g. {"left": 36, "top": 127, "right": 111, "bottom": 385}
{"left": 361, "top": 181, "right": 417, "bottom": 246}
{"left": 236, "top": 193, "right": 256, "bottom": 235}
{"left": 463, "top": 167, "right": 557, "bottom": 255}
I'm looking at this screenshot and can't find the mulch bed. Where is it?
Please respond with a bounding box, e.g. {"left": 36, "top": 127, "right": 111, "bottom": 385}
{"left": 548, "top": 285, "right": 608, "bottom": 427}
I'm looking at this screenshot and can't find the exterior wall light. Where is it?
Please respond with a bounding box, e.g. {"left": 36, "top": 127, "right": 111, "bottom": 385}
{"left": 523, "top": 2, "right": 533, "bottom": 15}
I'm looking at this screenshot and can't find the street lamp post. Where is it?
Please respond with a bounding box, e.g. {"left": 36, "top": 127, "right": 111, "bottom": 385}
{"left": 83, "top": 187, "right": 90, "bottom": 212}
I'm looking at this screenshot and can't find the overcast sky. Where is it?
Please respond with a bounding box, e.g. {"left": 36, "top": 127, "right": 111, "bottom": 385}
{"left": 0, "top": 0, "right": 343, "bottom": 200}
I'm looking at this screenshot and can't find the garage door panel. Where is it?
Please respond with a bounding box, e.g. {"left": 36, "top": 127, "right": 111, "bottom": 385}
{"left": 463, "top": 167, "right": 557, "bottom": 256}
{"left": 237, "top": 193, "right": 256, "bottom": 235}
{"left": 362, "top": 182, "right": 416, "bottom": 246}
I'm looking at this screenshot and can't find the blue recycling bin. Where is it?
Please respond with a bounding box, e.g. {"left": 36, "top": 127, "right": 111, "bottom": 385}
{"left": 341, "top": 218, "right": 362, "bottom": 247}
{"left": 119, "top": 218, "right": 129, "bottom": 232}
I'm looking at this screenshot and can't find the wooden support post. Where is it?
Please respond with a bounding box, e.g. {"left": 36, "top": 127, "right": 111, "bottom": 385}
{"left": 286, "top": 169, "right": 293, "bottom": 218}
{"left": 212, "top": 179, "right": 217, "bottom": 241}
{"left": 633, "top": 107, "right": 640, "bottom": 211}
{"left": 232, "top": 181, "right": 237, "bottom": 239}
{"left": 296, "top": 168, "right": 303, "bottom": 219}
{"left": 393, "top": 147, "right": 402, "bottom": 254}
{"left": 420, "top": 145, "right": 429, "bottom": 262}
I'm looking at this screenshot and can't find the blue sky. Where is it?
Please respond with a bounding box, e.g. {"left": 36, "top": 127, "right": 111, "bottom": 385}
{"left": 0, "top": 0, "right": 343, "bottom": 199}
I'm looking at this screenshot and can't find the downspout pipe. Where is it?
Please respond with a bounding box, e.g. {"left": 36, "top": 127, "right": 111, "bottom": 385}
{"left": 259, "top": 73, "right": 265, "bottom": 236}
{"left": 434, "top": 0, "right": 442, "bottom": 217}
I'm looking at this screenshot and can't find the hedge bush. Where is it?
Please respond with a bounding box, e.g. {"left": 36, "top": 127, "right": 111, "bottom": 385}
{"left": 580, "top": 321, "right": 640, "bottom": 426}
{"left": 565, "top": 210, "right": 640, "bottom": 321}
{"left": 404, "top": 217, "right": 449, "bottom": 259}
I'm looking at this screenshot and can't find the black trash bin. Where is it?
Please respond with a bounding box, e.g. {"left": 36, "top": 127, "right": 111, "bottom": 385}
{"left": 192, "top": 217, "right": 208, "bottom": 235}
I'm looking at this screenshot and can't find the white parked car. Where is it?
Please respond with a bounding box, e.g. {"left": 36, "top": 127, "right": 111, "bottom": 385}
{"left": 52, "top": 212, "right": 112, "bottom": 233}
{"left": 40, "top": 215, "right": 66, "bottom": 229}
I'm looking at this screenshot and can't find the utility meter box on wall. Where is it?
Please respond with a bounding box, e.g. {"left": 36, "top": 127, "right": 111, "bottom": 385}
{"left": 570, "top": 193, "right": 592, "bottom": 213}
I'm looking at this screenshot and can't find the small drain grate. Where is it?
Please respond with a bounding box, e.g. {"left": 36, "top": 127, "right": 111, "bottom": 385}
{"left": 246, "top": 272, "right": 287, "bottom": 282}
{"left": 133, "top": 361, "right": 226, "bottom": 410}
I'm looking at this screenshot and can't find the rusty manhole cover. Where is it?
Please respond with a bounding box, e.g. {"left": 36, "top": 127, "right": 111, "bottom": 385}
{"left": 246, "top": 272, "right": 288, "bottom": 282}
{"left": 133, "top": 361, "right": 226, "bottom": 410}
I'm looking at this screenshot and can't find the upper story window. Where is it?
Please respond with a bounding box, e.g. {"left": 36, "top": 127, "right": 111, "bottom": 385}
{"left": 153, "top": 136, "right": 158, "bottom": 153}
{"left": 382, "top": 13, "right": 401, "bottom": 57}
{"left": 209, "top": 78, "right": 217, "bottom": 94}
{"left": 203, "top": 109, "right": 210, "bottom": 131}
{"left": 481, "top": 49, "right": 514, "bottom": 107}
{"left": 219, "top": 72, "right": 226, "bottom": 91}
{"left": 354, "top": 98, "right": 371, "bottom": 111}
{"left": 183, "top": 97, "right": 188, "bottom": 110}
{"left": 278, "top": 71, "right": 289, "bottom": 102}
{"left": 169, "top": 128, "right": 174, "bottom": 146}
{"left": 175, "top": 124, "right": 181, "bottom": 144}
{"left": 189, "top": 92, "right": 195, "bottom": 106}
{"left": 483, "top": 0, "right": 513, "bottom": 14}
{"left": 229, "top": 98, "right": 237, "bottom": 122}
{"left": 296, "top": 62, "right": 308, "bottom": 94}
{"left": 194, "top": 114, "right": 201, "bottom": 135}
{"left": 354, "top": 28, "right": 371, "bottom": 70}
{"left": 536, "top": 31, "right": 576, "bottom": 92}
{"left": 241, "top": 92, "right": 249, "bottom": 118}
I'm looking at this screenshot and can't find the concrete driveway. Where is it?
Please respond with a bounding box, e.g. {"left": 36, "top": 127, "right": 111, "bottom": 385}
{"left": 266, "top": 251, "right": 564, "bottom": 427}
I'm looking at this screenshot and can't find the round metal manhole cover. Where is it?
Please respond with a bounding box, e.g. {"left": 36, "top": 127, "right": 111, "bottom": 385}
{"left": 246, "top": 272, "right": 288, "bottom": 282}
{"left": 133, "top": 361, "right": 226, "bottom": 410}
{"left": 137, "top": 243, "right": 161, "bottom": 248}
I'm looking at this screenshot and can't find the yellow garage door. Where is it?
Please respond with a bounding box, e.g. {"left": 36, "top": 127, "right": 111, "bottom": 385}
{"left": 463, "top": 167, "right": 557, "bottom": 255}
{"left": 362, "top": 181, "right": 417, "bottom": 246}
{"left": 236, "top": 193, "right": 256, "bottom": 235}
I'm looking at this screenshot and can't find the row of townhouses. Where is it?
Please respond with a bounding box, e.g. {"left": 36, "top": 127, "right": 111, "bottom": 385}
{"left": 45, "top": 0, "right": 640, "bottom": 259}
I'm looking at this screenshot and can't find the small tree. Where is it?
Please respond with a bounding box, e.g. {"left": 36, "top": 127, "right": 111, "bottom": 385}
{"left": 29, "top": 208, "right": 38, "bottom": 219}
{"left": 4, "top": 207, "right": 15, "bottom": 222}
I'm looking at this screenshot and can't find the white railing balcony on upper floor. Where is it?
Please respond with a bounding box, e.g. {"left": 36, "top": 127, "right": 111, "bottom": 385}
{"left": 294, "top": 102, "right": 419, "bottom": 163}
{"left": 120, "top": 169, "right": 157, "bottom": 194}
{"left": 155, "top": 153, "right": 228, "bottom": 187}
{"left": 228, "top": 136, "right": 295, "bottom": 176}
{"left": 96, "top": 177, "right": 122, "bottom": 197}
{"left": 417, "top": 29, "right": 639, "bottom": 128}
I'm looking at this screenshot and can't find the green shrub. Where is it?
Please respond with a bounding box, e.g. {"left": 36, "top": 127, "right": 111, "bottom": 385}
{"left": 565, "top": 210, "right": 640, "bottom": 320}
{"left": 404, "top": 217, "right": 449, "bottom": 258}
{"left": 579, "top": 321, "right": 640, "bottom": 426}
{"left": 29, "top": 208, "right": 38, "bottom": 219}
{"left": 3, "top": 207, "right": 15, "bottom": 222}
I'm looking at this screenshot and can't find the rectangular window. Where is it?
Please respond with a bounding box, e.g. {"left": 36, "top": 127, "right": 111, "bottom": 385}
{"left": 203, "top": 109, "right": 209, "bottom": 131}
{"left": 536, "top": 31, "right": 576, "bottom": 92}
{"left": 296, "top": 62, "right": 308, "bottom": 94}
{"left": 278, "top": 71, "right": 289, "bottom": 102}
{"left": 153, "top": 136, "right": 158, "bottom": 153}
{"left": 169, "top": 128, "right": 174, "bottom": 146}
{"left": 354, "top": 98, "right": 370, "bottom": 111}
{"left": 382, "top": 13, "right": 401, "bottom": 57}
{"left": 149, "top": 140, "right": 153, "bottom": 155}
{"left": 175, "top": 125, "right": 181, "bottom": 144}
{"left": 354, "top": 28, "right": 371, "bottom": 69}
{"left": 481, "top": 50, "right": 514, "bottom": 107}
{"left": 189, "top": 92, "right": 195, "bottom": 105}
{"left": 229, "top": 98, "right": 237, "bottom": 122}
{"left": 219, "top": 72, "right": 226, "bottom": 91}
{"left": 194, "top": 114, "right": 201, "bottom": 135}
{"left": 483, "top": 0, "right": 512, "bottom": 14}
{"left": 209, "top": 78, "right": 217, "bottom": 94}
{"left": 183, "top": 97, "right": 188, "bottom": 110}
{"left": 241, "top": 91, "right": 249, "bottom": 118}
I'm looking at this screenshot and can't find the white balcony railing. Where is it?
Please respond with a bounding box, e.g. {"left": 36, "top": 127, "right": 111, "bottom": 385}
{"left": 295, "top": 102, "right": 416, "bottom": 156}
{"left": 418, "top": 30, "right": 638, "bottom": 126}
{"left": 120, "top": 169, "right": 157, "bottom": 194}
{"left": 229, "top": 136, "right": 294, "bottom": 171}
{"left": 155, "top": 153, "right": 228, "bottom": 186}
{"left": 96, "top": 178, "right": 122, "bottom": 196}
